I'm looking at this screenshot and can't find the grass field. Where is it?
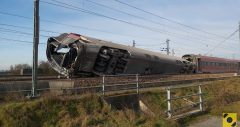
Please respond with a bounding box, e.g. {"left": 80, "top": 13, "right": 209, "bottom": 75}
{"left": 0, "top": 77, "right": 240, "bottom": 127}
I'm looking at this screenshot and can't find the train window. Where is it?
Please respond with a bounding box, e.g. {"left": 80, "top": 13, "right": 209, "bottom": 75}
{"left": 154, "top": 56, "right": 159, "bottom": 61}
{"left": 145, "top": 54, "right": 151, "bottom": 60}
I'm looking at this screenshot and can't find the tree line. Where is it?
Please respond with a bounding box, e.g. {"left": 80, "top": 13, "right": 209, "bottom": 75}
{"left": 8, "top": 61, "right": 57, "bottom": 75}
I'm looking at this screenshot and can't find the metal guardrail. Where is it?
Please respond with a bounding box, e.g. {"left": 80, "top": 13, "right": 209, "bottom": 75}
{"left": 166, "top": 85, "right": 203, "bottom": 119}
{"left": 0, "top": 73, "right": 237, "bottom": 96}
{"left": 101, "top": 74, "right": 139, "bottom": 96}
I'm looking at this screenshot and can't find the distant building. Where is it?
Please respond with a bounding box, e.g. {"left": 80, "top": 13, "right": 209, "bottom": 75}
{"left": 20, "top": 68, "right": 43, "bottom": 75}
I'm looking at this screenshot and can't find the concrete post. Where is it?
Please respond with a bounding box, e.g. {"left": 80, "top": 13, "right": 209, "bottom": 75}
{"left": 198, "top": 85, "right": 203, "bottom": 111}
{"left": 30, "top": 0, "right": 39, "bottom": 98}
{"left": 102, "top": 75, "right": 105, "bottom": 96}
{"left": 136, "top": 74, "right": 139, "bottom": 94}
{"left": 167, "top": 87, "right": 171, "bottom": 118}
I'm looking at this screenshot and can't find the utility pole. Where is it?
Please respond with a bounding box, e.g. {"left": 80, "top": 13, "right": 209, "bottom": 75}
{"left": 239, "top": 22, "right": 240, "bottom": 44}
{"left": 132, "top": 40, "right": 136, "bottom": 47}
{"left": 30, "top": 0, "right": 39, "bottom": 98}
{"left": 166, "top": 39, "right": 170, "bottom": 55}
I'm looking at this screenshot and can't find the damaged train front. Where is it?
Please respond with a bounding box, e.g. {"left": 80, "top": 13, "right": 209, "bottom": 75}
{"left": 46, "top": 33, "right": 85, "bottom": 78}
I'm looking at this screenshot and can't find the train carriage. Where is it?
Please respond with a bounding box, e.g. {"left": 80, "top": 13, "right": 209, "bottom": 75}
{"left": 182, "top": 54, "right": 240, "bottom": 73}
{"left": 46, "top": 33, "right": 194, "bottom": 77}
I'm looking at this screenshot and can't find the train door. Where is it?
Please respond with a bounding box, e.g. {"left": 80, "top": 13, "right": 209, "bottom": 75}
{"left": 197, "top": 58, "right": 201, "bottom": 72}
{"left": 144, "top": 54, "right": 152, "bottom": 74}
{"left": 238, "top": 62, "right": 240, "bottom": 74}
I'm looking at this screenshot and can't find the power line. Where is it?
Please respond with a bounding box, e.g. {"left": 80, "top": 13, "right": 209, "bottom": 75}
{"left": 0, "top": 22, "right": 167, "bottom": 45}
{"left": 205, "top": 28, "right": 239, "bottom": 55}
{"left": 0, "top": 27, "right": 50, "bottom": 38}
{"left": 85, "top": 0, "right": 233, "bottom": 44}
{"left": 1, "top": 11, "right": 237, "bottom": 51}
{"left": 0, "top": 23, "right": 61, "bottom": 34}
{"left": 41, "top": 0, "right": 170, "bottom": 34}
{"left": 0, "top": 37, "right": 46, "bottom": 45}
{"left": 113, "top": 0, "right": 237, "bottom": 41}
{"left": 85, "top": 0, "right": 171, "bottom": 29}
{"left": 0, "top": 22, "right": 238, "bottom": 54}
{"left": 0, "top": 10, "right": 238, "bottom": 53}
{"left": 0, "top": 12, "right": 172, "bottom": 43}
{"left": 40, "top": 0, "right": 235, "bottom": 49}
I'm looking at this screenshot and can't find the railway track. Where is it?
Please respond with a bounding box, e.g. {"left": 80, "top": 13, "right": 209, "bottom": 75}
{"left": 0, "top": 73, "right": 238, "bottom": 95}
{"left": 0, "top": 73, "right": 236, "bottom": 82}
{"left": 49, "top": 73, "right": 238, "bottom": 94}
{"left": 0, "top": 75, "right": 58, "bottom": 82}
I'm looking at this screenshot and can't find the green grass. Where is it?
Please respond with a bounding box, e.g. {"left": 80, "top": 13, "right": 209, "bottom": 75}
{"left": 0, "top": 77, "right": 240, "bottom": 127}
{"left": 0, "top": 94, "right": 177, "bottom": 127}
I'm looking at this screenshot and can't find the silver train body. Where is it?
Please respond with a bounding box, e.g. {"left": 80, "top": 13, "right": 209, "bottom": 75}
{"left": 46, "top": 33, "right": 195, "bottom": 77}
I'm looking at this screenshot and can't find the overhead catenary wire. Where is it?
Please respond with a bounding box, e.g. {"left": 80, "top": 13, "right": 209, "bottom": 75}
{"left": 0, "top": 12, "right": 212, "bottom": 49}
{"left": 204, "top": 28, "right": 239, "bottom": 55}
{"left": 42, "top": 0, "right": 218, "bottom": 46}
{"left": 84, "top": 0, "right": 234, "bottom": 44}
{"left": 0, "top": 27, "right": 50, "bottom": 38}
{"left": 41, "top": 0, "right": 176, "bottom": 34}
{"left": 42, "top": 0, "right": 197, "bottom": 44}
{"left": 0, "top": 22, "right": 172, "bottom": 47}
{"left": 1, "top": 10, "right": 238, "bottom": 51}
{"left": 40, "top": 0, "right": 239, "bottom": 50}
{"left": 113, "top": 0, "right": 238, "bottom": 42}
{"left": 0, "top": 26, "right": 207, "bottom": 53}
{"left": 0, "top": 23, "right": 61, "bottom": 34}
{"left": 0, "top": 37, "right": 46, "bottom": 45}
{"left": 0, "top": 12, "right": 180, "bottom": 44}
{"left": 0, "top": 9, "right": 238, "bottom": 55}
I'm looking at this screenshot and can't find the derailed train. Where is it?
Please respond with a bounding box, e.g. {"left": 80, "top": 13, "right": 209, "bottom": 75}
{"left": 46, "top": 33, "right": 239, "bottom": 77}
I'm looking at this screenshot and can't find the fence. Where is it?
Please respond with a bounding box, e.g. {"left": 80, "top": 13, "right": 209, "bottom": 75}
{"left": 166, "top": 84, "right": 203, "bottom": 119}
{"left": 101, "top": 74, "right": 139, "bottom": 96}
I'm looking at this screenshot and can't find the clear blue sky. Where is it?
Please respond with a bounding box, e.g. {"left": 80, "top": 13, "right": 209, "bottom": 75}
{"left": 0, "top": 0, "right": 240, "bottom": 70}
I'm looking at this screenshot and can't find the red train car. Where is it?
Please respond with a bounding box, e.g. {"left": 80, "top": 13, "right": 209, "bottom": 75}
{"left": 182, "top": 54, "right": 240, "bottom": 73}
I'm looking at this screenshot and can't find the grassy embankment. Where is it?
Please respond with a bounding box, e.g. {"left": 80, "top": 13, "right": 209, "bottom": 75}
{"left": 0, "top": 77, "right": 240, "bottom": 127}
